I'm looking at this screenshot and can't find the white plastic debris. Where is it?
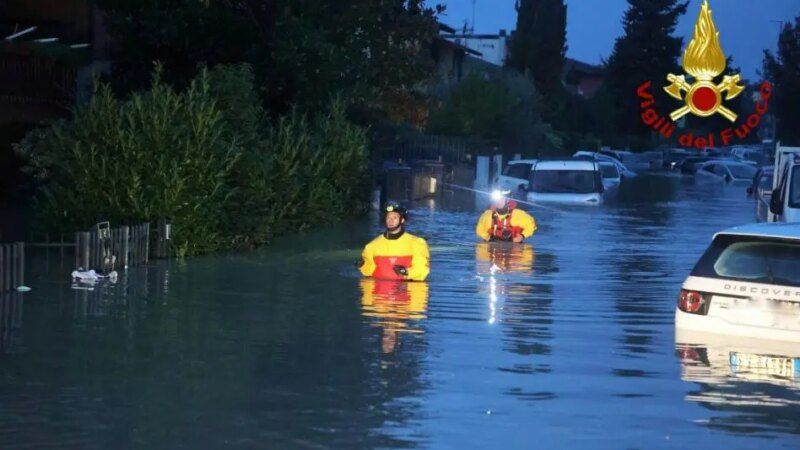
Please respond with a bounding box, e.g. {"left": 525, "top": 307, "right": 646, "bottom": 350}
{"left": 16, "top": 286, "right": 31, "bottom": 292}
{"left": 71, "top": 269, "right": 119, "bottom": 285}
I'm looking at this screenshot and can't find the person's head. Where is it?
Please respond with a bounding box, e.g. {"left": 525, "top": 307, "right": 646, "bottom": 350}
{"left": 491, "top": 190, "right": 511, "bottom": 212}
{"left": 383, "top": 201, "right": 407, "bottom": 233}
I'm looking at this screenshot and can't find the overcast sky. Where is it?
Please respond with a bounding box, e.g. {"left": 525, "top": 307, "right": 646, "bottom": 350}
{"left": 441, "top": 0, "right": 800, "bottom": 81}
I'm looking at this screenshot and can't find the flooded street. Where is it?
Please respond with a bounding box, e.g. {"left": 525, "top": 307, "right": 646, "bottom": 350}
{"left": 2, "top": 174, "right": 799, "bottom": 449}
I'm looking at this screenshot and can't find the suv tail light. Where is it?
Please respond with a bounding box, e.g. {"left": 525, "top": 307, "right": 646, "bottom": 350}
{"left": 678, "top": 289, "right": 711, "bottom": 315}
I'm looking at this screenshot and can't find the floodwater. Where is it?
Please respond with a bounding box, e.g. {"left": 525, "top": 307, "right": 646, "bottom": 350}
{"left": 2, "top": 174, "right": 799, "bottom": 449}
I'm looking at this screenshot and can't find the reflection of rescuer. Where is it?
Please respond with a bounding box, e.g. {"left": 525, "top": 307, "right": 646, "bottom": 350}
{"left": 360, "top": 278, "right": 429, "bottom": 354}
{"left": 357, "top": 202, "right": 430, "bottom": 281}
{"left": 476, "top": 190, "right": 537, "bottom": 242}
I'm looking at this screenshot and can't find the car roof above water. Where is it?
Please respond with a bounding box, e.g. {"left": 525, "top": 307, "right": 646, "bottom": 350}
{"left": 534, "top": 159, "right": 598, "bottom": 171}
{"left": 715, "top": 222, "right": 800, "bottom": 242}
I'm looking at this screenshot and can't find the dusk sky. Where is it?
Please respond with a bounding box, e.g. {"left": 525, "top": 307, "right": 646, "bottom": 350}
{"left": 441, "top": 0, "right": 800, "bottom": 81}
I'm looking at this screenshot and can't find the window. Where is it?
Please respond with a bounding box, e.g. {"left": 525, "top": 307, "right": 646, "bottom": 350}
{"left": 530, "top": 170, "right": 600, "bottom": 194}
{"left": 504, "top": 163, "right": 532, "bottom": 180}
{"left": 790, "top": 165, "right": 800, "bottom": 208}
{"left": 600, "top": 164, "right": 619, "bottom": 179}
{"left": 713, "top": 165, "right": 730, "bottom": 177}
{"left": 702, "top": 164, "right": 716, "bottom": 173}
{"left": 691, "top": 235, "right": 800, "bottom": 287}
{"left": 727, "top": 164, "right": 757, "bottom": 180}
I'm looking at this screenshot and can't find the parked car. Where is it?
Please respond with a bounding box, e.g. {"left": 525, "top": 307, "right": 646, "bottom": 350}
{"left": 598, "top": 161, "right": 622, "bottom": 192}
{"left": 572, "top": 151, "right": 637, "bottom": 178}
{"left": 768, "top": 145, "right": 800, "bottom": 223}
{"left": 749, "top": 165, "right": 774, "bottom": 222}
{"left": 732, "top": 147, "right": 767, "bottom": 167}
{"left": 663, "top": 148, "right": 693, "bottom": 170}
{"left": 695, "top": 161, "right": 757, "bottom": 183}
{"left": 494, "top": 159, "right": 537, "bottom": 192}
{"left": 675, "top": 222, "right": 800, "bottom": 342}
{"left": 679, "top": 157, "right": 715, "bottom": 174}
{"left": 526, "top": 159, "right": 605, "bottom": 205}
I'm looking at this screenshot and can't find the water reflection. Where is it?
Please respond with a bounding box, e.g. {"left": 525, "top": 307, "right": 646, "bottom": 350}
{"left": 360, "top": 279, "right": 428, "bottom": 354}
{"left": 0, "top": 292, "right": 22, "bottom": 354}
{"left": 677, "top": 330, "right": 800, "bottom": 434}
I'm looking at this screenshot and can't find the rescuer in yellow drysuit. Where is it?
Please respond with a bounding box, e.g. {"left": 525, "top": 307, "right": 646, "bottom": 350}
{"left": 475, "top": 190, "right": 537, "bottom": 242}
{"left": 357, "top": 202, "right": 430, "bottom": 282}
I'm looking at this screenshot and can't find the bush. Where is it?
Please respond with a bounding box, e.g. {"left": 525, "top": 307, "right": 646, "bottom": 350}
{"left": 17, "top": 65, "right": 371, "bottom": 256}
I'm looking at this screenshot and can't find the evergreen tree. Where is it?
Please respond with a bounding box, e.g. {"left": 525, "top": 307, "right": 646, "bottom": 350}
{"left": 763, "top": 17, "right": 800, "bottom": 145}
{"left": 96, "top": 0, "right": 441, "bottom": 122}
{"left": 602, "top": 0, "right": 688, "bottom": 147}
{"left": 508, "top": 0, "right": 567, "bottom": 102}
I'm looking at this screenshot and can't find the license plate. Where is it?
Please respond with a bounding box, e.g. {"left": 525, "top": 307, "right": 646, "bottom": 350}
{"left": 729, "top": 352, "right": 800, "bottom": 379}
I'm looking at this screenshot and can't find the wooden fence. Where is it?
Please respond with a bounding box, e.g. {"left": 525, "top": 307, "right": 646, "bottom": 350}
{"left": 74, "top": 222, "right": 151, "bottom": 271}
{"left": 27, "top": 220, "right": 171, "bottom": 274}
{"left": 0, "top": 243, "right": 24, "bottom": 293}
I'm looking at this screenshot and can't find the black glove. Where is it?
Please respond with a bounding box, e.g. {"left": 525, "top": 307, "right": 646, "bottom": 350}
{"left": 355, "top": 257, "right": 365, "bottom": 268}
{"left": 393, "top": 265, "right": 409, "bottom": 276}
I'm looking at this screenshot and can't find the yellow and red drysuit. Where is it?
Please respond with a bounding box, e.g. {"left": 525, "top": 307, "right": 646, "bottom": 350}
{"left": 475, "top": 200, "right": 537, "bottom": 242}
{"left": 359, "top": 231, "right": 430, "bottom": 281}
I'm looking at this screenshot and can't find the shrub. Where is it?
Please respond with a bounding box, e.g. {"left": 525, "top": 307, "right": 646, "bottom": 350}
{"left": 17, "top": 65, "right": 371, "bottom": 256}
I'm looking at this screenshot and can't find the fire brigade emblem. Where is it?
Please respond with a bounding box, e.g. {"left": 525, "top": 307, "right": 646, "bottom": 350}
{"left": 664, "top": 0, "right": 744, "bottom": 122}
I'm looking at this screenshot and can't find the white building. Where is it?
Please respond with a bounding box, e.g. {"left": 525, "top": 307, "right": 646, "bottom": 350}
{"left": 441, "top": 29, "right": 508, "bottom": 67}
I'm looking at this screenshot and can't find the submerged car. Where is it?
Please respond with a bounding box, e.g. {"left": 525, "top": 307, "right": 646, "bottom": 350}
{"left": 695, "top": 161, "right": 757, "bottom": 183}
{"left": 573, "top": 151, "right": 637, "bottom": 179}
{"left": 679, "top": 157, "right": 716, "bottom": 174}
{"left": 675, "top": 222, "right": 800, "bottom": 342}
{"left": 526, "top": 159, "right": 605, "bottom": 205}
{"left": 598, "top": 161, "right": 622, "bottom": 191}
{"left": 495, "top": 159, "right": 537, "bottom": 192}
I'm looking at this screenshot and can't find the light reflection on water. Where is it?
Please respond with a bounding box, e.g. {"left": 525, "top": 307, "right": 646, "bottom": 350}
{"left": 1, "top": 174, "right": 799, "bottom": 448}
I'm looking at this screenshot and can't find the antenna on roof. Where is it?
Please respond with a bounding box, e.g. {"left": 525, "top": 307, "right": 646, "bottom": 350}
{"left": 471, "top": 0, "right": 477, "bottom": 34}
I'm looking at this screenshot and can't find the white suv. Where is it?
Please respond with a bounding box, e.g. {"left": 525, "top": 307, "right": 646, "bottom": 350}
{"left": 676, "top": 222, "right": 800, "bottom": 342}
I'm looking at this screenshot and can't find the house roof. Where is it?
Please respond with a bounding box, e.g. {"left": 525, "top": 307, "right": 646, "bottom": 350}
{"left": 438, "top": 22, "right": 456, "bottom": 34}
{"left": 435, "top": 36, "right": 482, "bottom": 57}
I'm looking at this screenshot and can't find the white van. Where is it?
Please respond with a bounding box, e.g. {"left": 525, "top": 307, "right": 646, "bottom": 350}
{"left": 494, "top": 159, "right": 537, "bottom": 192}
{"left": 768, "top": 145, "right": 800, "bottom": 223}
{"left": 526, "top": 159, "right": 605, "bottom": 205}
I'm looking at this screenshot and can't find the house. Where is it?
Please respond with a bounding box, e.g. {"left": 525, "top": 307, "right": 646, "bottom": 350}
{"left": 432, "top": 23, "right": 482, "bottom": 81}
{"left": 440, "top": 29, "right": 509, "bottom": 67}
{"left": 0, "top": 0, "right": 110, "bottom": 196}
{"left": 562, "top": 58, "right": 605, "bottom": 99}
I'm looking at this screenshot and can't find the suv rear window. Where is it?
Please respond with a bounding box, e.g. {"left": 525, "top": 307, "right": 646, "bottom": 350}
{"left": 691, "top": 235, "right": 800, "bottom": 287}
{"left": 504, "top": 163, "right": 532, "bottom": 180}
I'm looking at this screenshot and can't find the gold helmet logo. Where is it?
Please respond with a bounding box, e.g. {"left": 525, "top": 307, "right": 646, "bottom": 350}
{"left": 664, "top": 0, "right": 744, "bottom": 122}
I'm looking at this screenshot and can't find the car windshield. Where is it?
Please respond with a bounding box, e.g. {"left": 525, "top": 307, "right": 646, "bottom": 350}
{"left": 530, "top": 170, "right": 598, "bottom": 194}
{"left": 791, "top": 165, "right": 800, "bottom": 208}
{"left": 691, "top": 235, "right": 800, "bottom": 287}
{"left": 727, "top": 164, "right": 756, "bottom": 179}
{"left": 600, "top": 164, "right": 619, "bottom": 179}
